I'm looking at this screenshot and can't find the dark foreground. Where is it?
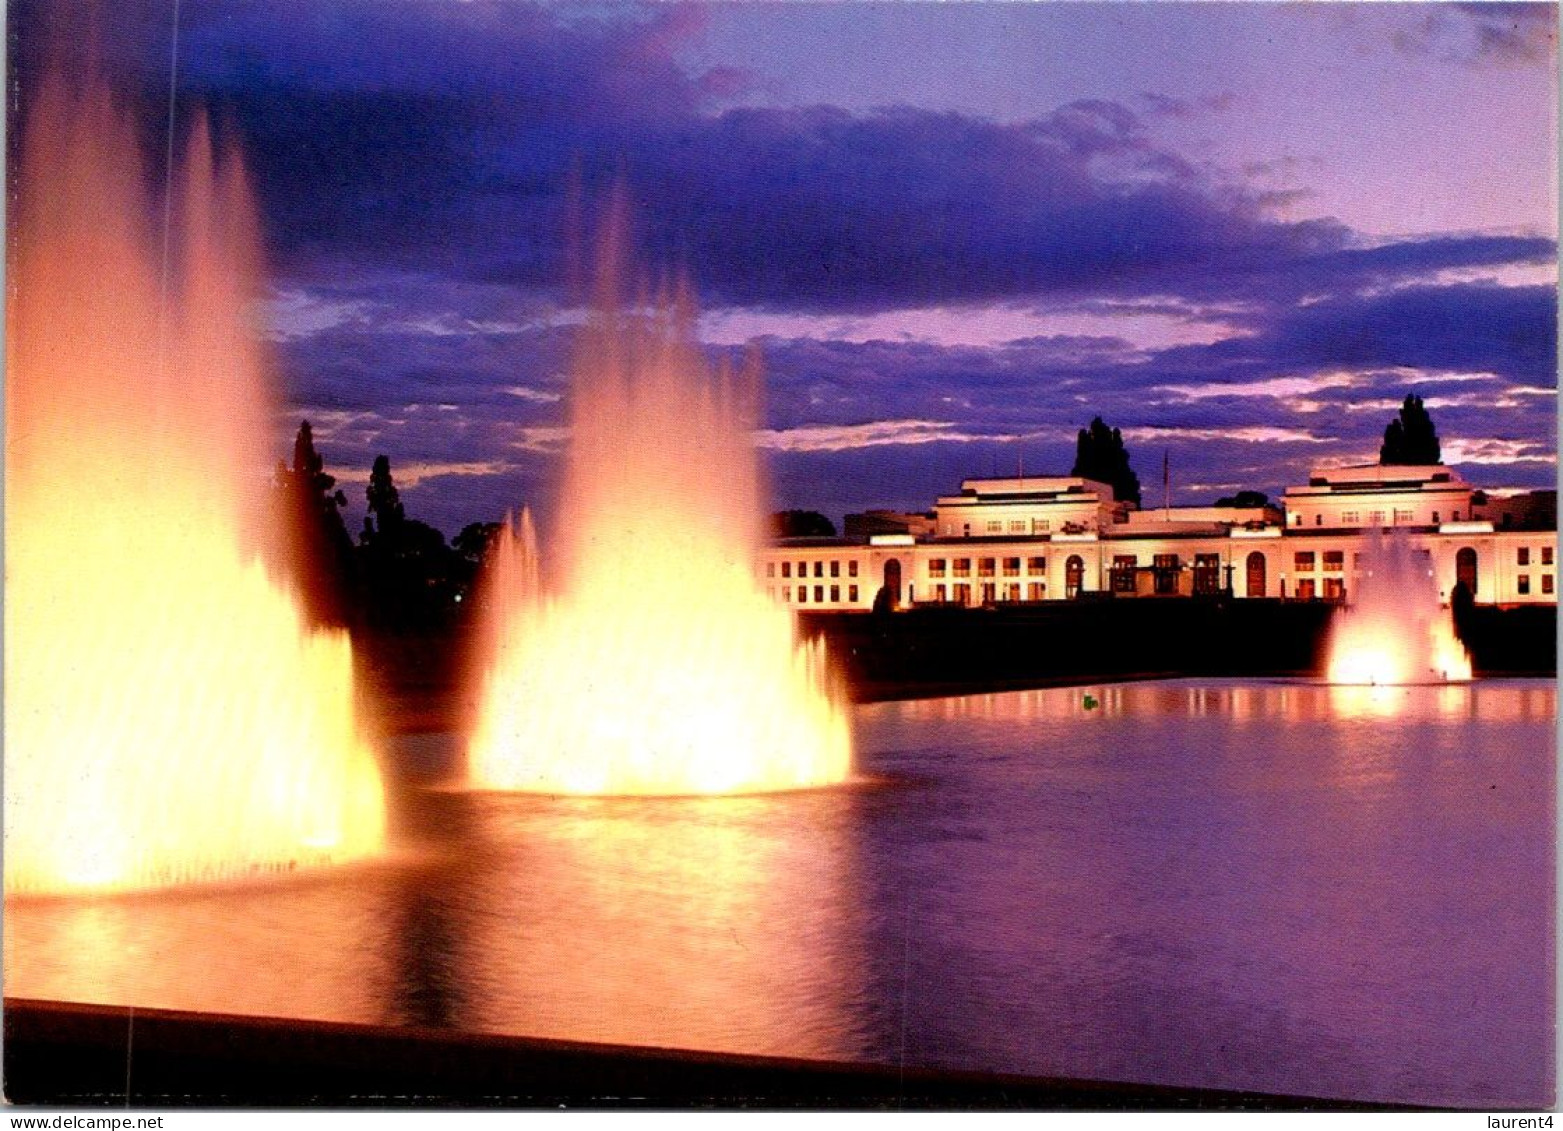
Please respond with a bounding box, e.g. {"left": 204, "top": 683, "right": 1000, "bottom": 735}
{"left": 805, "top": 598, "right": 1554, "bottom": 701}
{"left": 361, "top": 598, "right": 1556, "bottom": 728}
{"left": 3, "top": 999, "right": 1425, "bottom": 1110}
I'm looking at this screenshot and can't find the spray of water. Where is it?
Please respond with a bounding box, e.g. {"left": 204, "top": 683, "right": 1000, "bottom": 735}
{"left": 4, "top": 73, "right": 385, "bottom": 895}
{"left": 1325, "top": 531, "right": 1473, "bottom": 685}
{"left": 467, "top": 231, "right": 851, "bottom": 795}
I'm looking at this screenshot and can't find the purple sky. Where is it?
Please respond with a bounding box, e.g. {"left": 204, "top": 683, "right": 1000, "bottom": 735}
{"left": 13, "top": 1, "right": 1558, "bottom": 536}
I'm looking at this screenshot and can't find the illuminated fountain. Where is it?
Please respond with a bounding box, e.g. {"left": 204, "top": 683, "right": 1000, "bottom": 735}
{"left": 468, "top": 241, "right": 852, "bottom": 795}
{"left": 4, "top": 74, "right": 385, "bottom": 896}
{"left": 1325, "top": 532, "right": 1472, "bottom": 685}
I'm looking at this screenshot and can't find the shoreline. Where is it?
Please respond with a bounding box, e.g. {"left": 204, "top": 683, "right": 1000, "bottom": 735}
{"left": 3, "top": 998, "right": 1432, "bottom": 1111}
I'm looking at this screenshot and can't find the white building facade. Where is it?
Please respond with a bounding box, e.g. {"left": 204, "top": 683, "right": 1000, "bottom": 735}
{"left": 760, "top": 466, "right": 1557, "bottom": 611}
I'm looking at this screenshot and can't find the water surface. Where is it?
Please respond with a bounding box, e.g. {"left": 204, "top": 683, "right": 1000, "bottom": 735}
{"left": 7, "top": 679, "right": 1553, "bottom": 1107}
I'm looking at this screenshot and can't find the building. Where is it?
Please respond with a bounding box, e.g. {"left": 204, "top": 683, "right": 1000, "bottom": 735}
{"left": 759, "top": 465, "right": 1558, "bottom": 611}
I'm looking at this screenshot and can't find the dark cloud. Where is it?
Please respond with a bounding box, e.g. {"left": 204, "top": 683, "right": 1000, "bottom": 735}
{"left": 11, "top": 0, "right": 1553, "bottom": 534}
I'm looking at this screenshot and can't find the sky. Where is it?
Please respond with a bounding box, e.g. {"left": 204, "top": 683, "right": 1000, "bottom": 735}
{"left": 11, "top": 0, "right": 1559, "bottom": 536}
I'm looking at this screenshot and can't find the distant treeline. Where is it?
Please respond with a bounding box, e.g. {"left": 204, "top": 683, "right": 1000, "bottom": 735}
{"left": 270, "top": 421, "right": 502, "bottom": 635}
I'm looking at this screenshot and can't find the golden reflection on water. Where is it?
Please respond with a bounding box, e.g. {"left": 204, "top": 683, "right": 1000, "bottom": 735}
{"left": 3, "top": 868, "right": 400, "bottom": 1021}
{"left": 460, "top": 792, "right": 863, "bottom": 1059}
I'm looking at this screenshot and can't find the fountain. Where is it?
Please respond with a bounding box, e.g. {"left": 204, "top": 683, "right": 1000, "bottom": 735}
{"left": 4, "top": 72, "right": 386, "bottom": 896}
{"left": 467, "top": 228, "right": 852, "bottom": 795}
{"left": 1325, "top": 531, "right": 1473, "bottom": 685}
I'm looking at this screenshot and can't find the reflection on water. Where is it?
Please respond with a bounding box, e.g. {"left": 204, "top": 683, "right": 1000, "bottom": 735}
{"left": 5, "top": 679, "right": 1553, "bottom": 1107}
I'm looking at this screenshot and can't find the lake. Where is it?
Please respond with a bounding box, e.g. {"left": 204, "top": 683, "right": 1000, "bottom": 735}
{"left": 6, "top": 678, "right": 1554, "bottom": 1107}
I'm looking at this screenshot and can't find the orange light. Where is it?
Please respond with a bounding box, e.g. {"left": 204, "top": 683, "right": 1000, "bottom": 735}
{"left": 4, "top": 75, "right": 384, "bottom": 896}
{"left": 468, "top": 274, "right": 851, "bottom": 795}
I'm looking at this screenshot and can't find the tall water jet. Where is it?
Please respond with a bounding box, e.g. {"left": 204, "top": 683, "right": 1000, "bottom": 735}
{"left": 4, "top": 73, "right": 386, "bottom": 896}
{"left": 1325, "top": 531, "right": 1473, "bottom": 685}
{"left": 468, "top": 239, "right": 852, "bottom": 795}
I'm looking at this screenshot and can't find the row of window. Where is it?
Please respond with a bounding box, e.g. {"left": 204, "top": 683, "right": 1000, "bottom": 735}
{"left": 767, "top": 559, "right": 860, "bottom": 580}
{"left": 928, "top": 583, "right": 1048, "bottom": 603}
{"left": 928, "top": 556, "right": 1047, "bottom": 578}
{"left": 1517, "top": 575, "right": 1555, "bottom": 595}
{"left": 771, "top": 584, "right": 860, "bottom": 605}
{"left": 1516, "top": 546, "right": 1554, "bottom": 566}
{"left": 981, "top": 519, "right": 1053, "bottom": 535}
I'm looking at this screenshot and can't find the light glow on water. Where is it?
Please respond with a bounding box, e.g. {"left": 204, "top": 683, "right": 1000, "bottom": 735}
{"left": 1325, "top": 533, "right": 1472, "bottom": 685}
{"left": 4, "top": 74, "right": 385, "bottom": 896}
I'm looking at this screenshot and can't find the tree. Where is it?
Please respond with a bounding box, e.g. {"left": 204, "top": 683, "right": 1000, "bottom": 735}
{"left": 771, "top": 510, "right": 837, "bottom": 538}
{"left": 1379, "top": 394, "right": 1442, "bottom": 465}
{"left": 362, "top": 454, "right": 406, "bottom": 543}
{"left": 355, "top": 453, "right": 461, "bottom": 631}
{"left": 1071, "top": 417, "right": 1141, "bottom": 506}
{"left": 1215, "top": 490, "right": 1270, "bottom": 508}
{"left": 271, "top": 420, "right": 356, "bottom": 625}
{"left": 453, "top": 521, "right": 504, "bottom": 561}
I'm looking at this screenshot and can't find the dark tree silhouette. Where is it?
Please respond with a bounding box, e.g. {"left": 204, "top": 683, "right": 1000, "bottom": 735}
{"left": 272, "top": 420, "right": 356, "bottom": 625}
{"left": 1215, "top": 490, "right": 1270, "bottom": 508}
{"left": 362, "top": 454, "right": 406, "bottom": 544}
{"left": 1071, "top": 417, "right": 1142, "bottom": 506}
{"left": 1379, "top": 394, "right": 1442, "bottom": 465}
{"left": 453, "top": 521, "right": 505, "bottom": 564}
{"left": 771, "top": 510, "right": 837, "bottom": 538}
{"left": 356, "top": 454, "right": 461, "bottom": 631}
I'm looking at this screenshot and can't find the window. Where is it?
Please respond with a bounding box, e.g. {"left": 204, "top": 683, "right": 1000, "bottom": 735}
{"left": 1367, "top": 510, "right": 1385, "bottom": 526}
{"left": 1341, "top": 510, "right": 1360, "bottom": 524}
{"left": 1297, "top": 579, "right": 1316, "bottom": 600}
{"left": 1324, "top": 578, "right": 1344, "bottom": 601}
{"left": 1028, "top": 582, "right": 1045, "bottom": 601}
{"left": 929, "top": 558, "right": 947, "bottom": 578}
{"left": 1315, "top": 514, "right": 1322, "bottom": 526}
{"left": 849, "top": 585, "right": 859, "bottom": 602}
{"left": 1393, "top": 508, "right": 1414, "bottom": 524}
{"left": 1111, "top": 555, "right": 1137, "bottom": 594}
{"left": 849, "top": 559, "right": 859, "bottom": 577}
{"left": 797, "top": 560, "right": 806, "bottom": 577}
{"left": 953, "top": 558, "right": 972, "bottom": 577}
{"left": 1432, "top": 511, "right": 1440, "bottom": 525}
{"left": 934, "top": 584, "right": 947, "bottom": 602}
{"left": 963, "top": 524, "right": 971, "bottom": 537}
{"left": 797, "top": 587, "right": 806, "bottom": 604}
{"left": 1032, "top": 518, "right": 1050, "bottom": 534}
{"left": 782, "top": 587, "right": 791, "bottom": 602}
{"left": 1544, "top": 546, "right": 1554, "bottom": 566}
{"left": 980, "top": 583, "right": 996, "bottom": 604}
{"left": 1323, "top": 551, "right": 1344, "bottom": 572}
{"left": 766, "top": 562, "right": 775, "bottom": 578}
{"left": 830, "top": 585, "right": 840, "bottom": 603}
{"left": 1028, "top": 556, "right": 1046, "bottom": 573}
{"left": 830, "top": 560, "right": 840, "bottom": 578}
{"left": 985, "top": 520, "right": 1002, "bottom": 534}
{"left": 1294, "top": 551, "right": 1316, "bottom": 571}
{"left": 1452, "top": 511, "right": 1461, "bottom": 521}
{"left": 1003, "top": 557, "right": 1021, "bottom": 577}
{"left": 1518, "top": 547, "right": 1531, "bottom": 566}
{"left": 781, "top": 562, "right": 791, "bottom": 579}
{"left": 814, "top": 585, "right": 824, "bottom": 603}
{"left": 1544, "top": 576, "right": 1554, "bottom": 595}
{"left": 1004, "top": 583, "right": 1021, "bottom": 602}
{"left": 1193, "top": 553, "right": 1220, "bottom": 595}
{"left": 1009, "top": 520, "right": 1026, "bottom": 534}
{"left": 978, "top": 558, "right": 996, "bottom": 578}
{"left": 953, "top": 583, "right": 971, "bottom": 605}
{"left": 1153, "top": 553, "right": 1179, "bottom": 595}
{"left": 1518, "top": 575, "right": 1531, "bottom": 595}
{"left": 814, "top": 561, "right": 824, "bottom": 578}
